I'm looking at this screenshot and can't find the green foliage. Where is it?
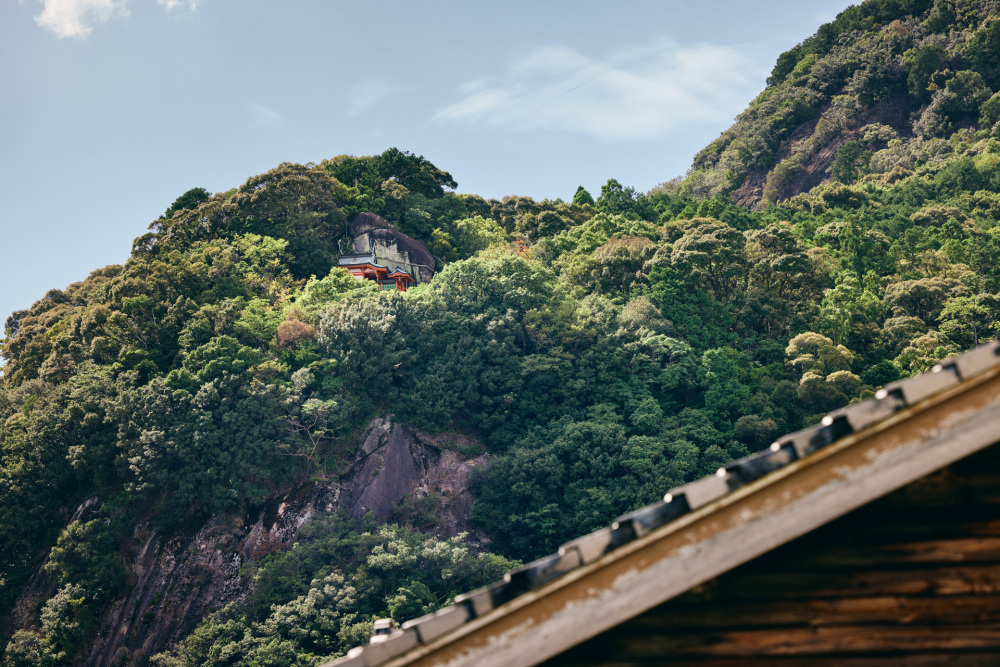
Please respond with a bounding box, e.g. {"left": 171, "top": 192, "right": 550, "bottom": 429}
{"left": 114, "top": 342, "right": 305, "bottom": 518}
{"left": 543, "top": 213, "right": 658, "bottom": 259}
{"left": 435, "top": 215, "right": 508, "bottom": 259}
{"left": 818, "top": 273, "right": 881, "bottom": 348}
{"left": 222, "top": 163, "right": 348, "bottom": 279}
{"left": 323, "top": 148, "right": 457, "bottom": 201}
{"left": 981, "top": 92, "right": 1000, "bottom": 128}
{"left": 471, "top": 415, "right": 692, "bottom": 558}
{"left": 966, "top": 18, "right": 1000, "bottom": 88}
{"left": 596, "top": 179, "right": 652, "bottom": 219}
{"left": 2, "top": 584, "right": 93, "bottom": 667}
{"left": 938, "top": 294, "right": 1000, "bottom": 347}
{"left": 861, "top": 359, "right": 901, "bottom": 387}
{"left": 903, "top": 44, "right": 945, "bottom": 102}
{"left": 830, "top": 141, "right": 872, "bottom": 184}
{"left": 297, "top": 268, "right": 379, "bottom": 314}
{"left": 153, "top": 517, "right": 518, "bottom": 666}
{"left": 162, "top": 187, "right": 212, "bottom": 220}
{"left": 44, "top": 517, "right": 126, "bottom": 602}
{"left": 945, "top": 71, "right": 992, "bottom": 116}
{"left": 679, "top": 0, "right": 1000, "bottom": 200}
{"left": 572, "top": 186, "right": 595, "bottom": 206}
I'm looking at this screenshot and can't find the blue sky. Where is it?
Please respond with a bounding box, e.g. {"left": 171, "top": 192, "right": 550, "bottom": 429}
{"left": 0, "top": 0, "right": 856, "bottom": 337}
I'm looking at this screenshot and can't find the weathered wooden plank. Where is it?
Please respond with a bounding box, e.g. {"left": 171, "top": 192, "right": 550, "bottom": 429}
{"left": 761, "top": 537, "right": 1000, "bottom": 570}
{"left": 543, "top": 452, "right": 1000, "bottom": 667}
{"left": 562, "top": 623, "right": 1000, "bottom": 659}
{"left": 618, "top": 654, "right": 1000, "bottom": 667}
{"left": 796, "top": 510, "right": 1000, "bottom": 544}
{"left": 548, "top": 653, "right": 1000, "bottom": 667}
{"left": 694, "top": 564, "right": 1000, "bottom": 601}
{"left": 875, "top": 473, "right": 1000, "bottom": 508}
{"left": 737, "top": 510, "right": 1000, "bottom": 573}
{"left": 621, "top": 594, "right": 1000, "bottom": 629}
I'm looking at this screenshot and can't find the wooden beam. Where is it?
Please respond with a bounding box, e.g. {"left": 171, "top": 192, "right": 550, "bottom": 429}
{"left": 625, "top": 594, "right": 1000, "bottom": 629}
{"left": 704, "top": 563, "right": 1000, "bottom": 599}
{"left": 658, "top": 656, "right": 1000, "bottom": 667}
{"left": 592, "top": 623, "right": 1000, "bottom": 658}
{"left": 739, "top": 535, "right": 1000, "bottom": 570}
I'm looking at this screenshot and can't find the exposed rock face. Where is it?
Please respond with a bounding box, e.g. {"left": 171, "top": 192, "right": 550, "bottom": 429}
{"left": 342, "top": 417, "right": 488, "bottom": 539}
{"left": 348, "top": 213, "right": 435, "bottom": 283}
{"left": 731, "top": 94, "right": 913, "bottom": 210}
{"left": 84, "top": 482, "right": 346, "bottom": 666}
{"left": 345, "top": 415, "right": 423, "bottom": 522}
{"left": 9, "top": 416, "right": 486, "bottom": 666}
{"left": 350, "top": 211, "right": 392, "bottom": 238}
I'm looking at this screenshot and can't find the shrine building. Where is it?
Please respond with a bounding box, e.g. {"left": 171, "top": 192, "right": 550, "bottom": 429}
{"left": 337, "top": 252, "right": 417, "bottom": 291}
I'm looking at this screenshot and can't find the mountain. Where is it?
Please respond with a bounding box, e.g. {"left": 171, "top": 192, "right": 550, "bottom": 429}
{"left": 678, "top": 0, "right": 1000, "bottom": 208}
{"left": 5, "top": 2, "right": 1000, "bottom": 665}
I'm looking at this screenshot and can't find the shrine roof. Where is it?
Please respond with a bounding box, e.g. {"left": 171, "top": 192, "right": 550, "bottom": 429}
{"left": 338, "top": 253, "right": 388, "bottom": 270}
{"left": 387, "top": 269, "right": 415, "bottom": 280}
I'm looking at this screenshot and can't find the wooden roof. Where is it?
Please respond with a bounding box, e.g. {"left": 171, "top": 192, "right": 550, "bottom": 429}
{"left": 387, "top": 269, "right": 415, "bottom": 281}
{"left": 338, "top": 253, "right": 388, "bottom": 270}
{"left": 324, "top": 340, "right": 1000, "bottom": 667}
{"left": 548, "top": 443, "right": 1000, "bottom": 664}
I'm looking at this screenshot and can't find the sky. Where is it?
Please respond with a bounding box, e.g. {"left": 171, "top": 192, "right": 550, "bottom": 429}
{"left": 0, "top": 0, "right": 858, "bottom": 339}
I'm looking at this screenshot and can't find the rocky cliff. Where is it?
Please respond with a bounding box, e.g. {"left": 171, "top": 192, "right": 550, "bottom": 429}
{"left": 677, "top": 1, "right": 1000, "bottom": 210}
{"left": 9, "top": 416, "right": 487, "bottom": 667}
{"left": 729, "top": 94, "right": 914, "bottom": 210}
{"left": 349, "top": 212, "right": 436, "bottom": 283}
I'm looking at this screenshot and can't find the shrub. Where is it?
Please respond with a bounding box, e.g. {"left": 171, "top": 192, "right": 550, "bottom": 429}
{"left": 277, "top": 319, "right": 318, "bottom": 349}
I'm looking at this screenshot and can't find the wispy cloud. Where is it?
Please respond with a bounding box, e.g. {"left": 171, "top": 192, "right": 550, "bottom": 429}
{"left": 247, "top": 103, "right": 284, "bottom": 129}
{"left": 34, "top": 0, "right": 198, "bottom": 38}
{"left": 346, "top": 81, "right": 400, "bottom": 117}
{"left": 35, "top": 0, "right": 128, "bottom": 38}
{"left": 435, "top": 37, "right": 767, "bottom": 142}
{"left": 156, "top": 0, "right": 197, "bottom": 10}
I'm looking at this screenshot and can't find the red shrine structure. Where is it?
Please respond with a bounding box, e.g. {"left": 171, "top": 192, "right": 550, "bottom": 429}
{"left": 336, "top": 212, "right": 435, "bottom": 291}
{"left": 337, "top": 252, "right": 417, "bottom": 291}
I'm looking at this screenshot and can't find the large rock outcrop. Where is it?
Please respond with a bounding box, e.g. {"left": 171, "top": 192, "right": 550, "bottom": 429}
{"left": 730, "top": 95, "right": 913, "bottom": 210}
{"left": 9, "top": 416, "right": 486, "bottom": 666}
{"left": 342, "top": 417, "right": 487, "bottom": 539}
{"left": 349, "top": 213, "right": 435, "bottom": 283}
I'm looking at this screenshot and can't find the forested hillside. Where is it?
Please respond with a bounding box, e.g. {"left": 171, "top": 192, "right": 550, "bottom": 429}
{"left": 6, "top": 1, "right": 1000, "bottom": 665}
{"left": 680, "top": 0, "right": 1000, "bottom": 207}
